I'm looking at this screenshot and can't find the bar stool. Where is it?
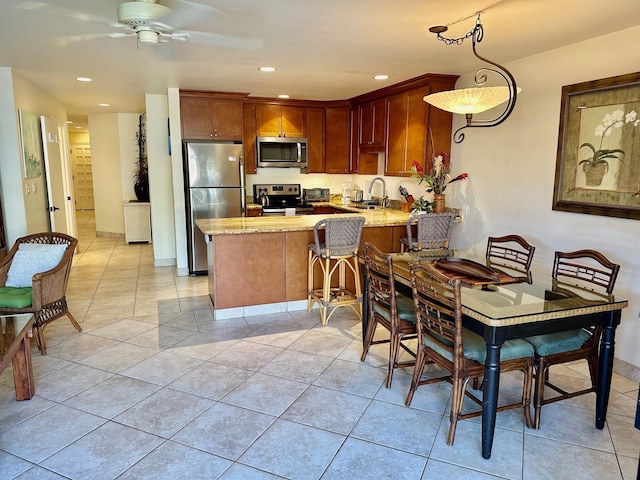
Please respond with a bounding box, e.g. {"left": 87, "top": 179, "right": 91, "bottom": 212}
{"left": 307, "top": 216, "right": 366, "bottom": 325}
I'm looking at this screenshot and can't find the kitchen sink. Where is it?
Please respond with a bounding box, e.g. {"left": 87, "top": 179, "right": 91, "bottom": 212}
{"left": 352, "top": 204, "right": 381, "bottom": 210}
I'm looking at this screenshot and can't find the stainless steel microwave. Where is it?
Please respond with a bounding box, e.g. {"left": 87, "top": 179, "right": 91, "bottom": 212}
{"left": 257, "top": 136, "right": 308, "bottom": 168}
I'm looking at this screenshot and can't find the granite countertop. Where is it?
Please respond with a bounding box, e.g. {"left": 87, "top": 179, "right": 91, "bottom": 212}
{"left": 197, "top": 201, "right": 411, "bottom": 235}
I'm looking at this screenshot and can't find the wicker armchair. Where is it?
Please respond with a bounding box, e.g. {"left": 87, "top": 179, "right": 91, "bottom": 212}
{"left": 523, "top": 249, "right": 620, "bottom": 428}
{"left": 0, "top": 232, "right": 81, "bottom": 354}
{"left": 400, "top": 212, "right": 455, "bottom": 253}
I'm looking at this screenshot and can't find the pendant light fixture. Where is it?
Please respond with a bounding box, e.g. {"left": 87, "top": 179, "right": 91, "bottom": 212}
{"left": 423, "top": 13, "right": 520, "bottom": 143}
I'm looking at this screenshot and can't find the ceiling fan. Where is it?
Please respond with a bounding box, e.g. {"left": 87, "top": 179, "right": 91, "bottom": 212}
{"left": 19, "top": 0, "right": 262, "bottom": 50}
{"left": 113, "top": 0, "right": 213, "bottom": 45}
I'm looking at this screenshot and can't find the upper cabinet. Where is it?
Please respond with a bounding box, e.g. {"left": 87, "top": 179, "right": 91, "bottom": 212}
{"left": 385, "top": 86, "right": 431, "bottom": 176}
{"left": 325, "top": 106, "right": 352, "bottom": 174}
{"left": 180, "top": 92, "right": 246, "bottom": 141}
{"left": 256, "top": 104, "right": 307, "bottom": 138}
{"left": 306, "top": 107, "right": 326, "bottom": 173}
{"left": 358, "top": 98, "right": 386, "bottom": 150}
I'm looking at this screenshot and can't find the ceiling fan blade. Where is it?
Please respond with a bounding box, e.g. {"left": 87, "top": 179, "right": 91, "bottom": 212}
{"left": 180, "top": 30, "right": 264, "bottom": 51}
{"left": 16, "top": 1, "right": 118, "bottom": 28}
{"left": 53, "top": 32, "right": 121, "bottom": 46}
{"left": 160, "top": 0, "right": 222, "bottom": 30}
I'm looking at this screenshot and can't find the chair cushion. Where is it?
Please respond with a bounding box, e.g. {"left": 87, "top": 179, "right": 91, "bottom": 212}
{"left": 523, "top": 329, "right": 592, "bottom": 356}
{"left": 372, "top": 294, "right": 417, "bottom": 324}
{"left": 0, "top": 287, "right": 33, "bottom": 308}
{"left": 425, "top": 328, "right": 534, "bottom": 364}
{"left": 6, "top": 243, "right": 67, "bottom": 287}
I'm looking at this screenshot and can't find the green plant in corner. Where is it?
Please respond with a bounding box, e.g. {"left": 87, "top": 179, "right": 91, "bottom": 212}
{"left": 578, "top": 108, "right": 639, "bottom": 186}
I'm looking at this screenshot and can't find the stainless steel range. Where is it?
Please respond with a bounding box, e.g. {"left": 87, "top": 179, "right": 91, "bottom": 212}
{"left": 253, "top": 184, "right": 314, "bottom": 216}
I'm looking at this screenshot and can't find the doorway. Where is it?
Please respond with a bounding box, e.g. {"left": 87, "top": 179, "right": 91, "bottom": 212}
{"left": 70, "top": 143, "right": 95, "bottom": 210}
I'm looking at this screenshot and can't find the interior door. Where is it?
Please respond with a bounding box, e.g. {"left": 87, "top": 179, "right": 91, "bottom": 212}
{"left": 71, "top": 143, "right": 94, "bottom": 209}
{"left": 40, "top": 116, "right": 68, "bottom": 232}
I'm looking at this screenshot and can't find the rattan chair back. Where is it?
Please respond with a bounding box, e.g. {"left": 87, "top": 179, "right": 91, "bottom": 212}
{"left": 312, "top": 216, "right": 365, "bottom": 258}
{"left": 552, "top": 249, "right": 619, "bottom": 294}
{"left": 486, "top": 234, "right": 535, "bottom": 273}
{"left": 401, "top": 212, "right": 455, "bottom": 252}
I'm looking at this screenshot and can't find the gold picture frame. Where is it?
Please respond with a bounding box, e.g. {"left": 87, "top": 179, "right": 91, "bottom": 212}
{"left": 552, "top": 72, "right": 640, "bottom": 219}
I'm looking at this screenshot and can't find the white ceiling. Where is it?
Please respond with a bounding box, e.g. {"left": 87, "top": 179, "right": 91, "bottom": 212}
{"left": 2, "top": 0, "right": 640, "bottom": 132}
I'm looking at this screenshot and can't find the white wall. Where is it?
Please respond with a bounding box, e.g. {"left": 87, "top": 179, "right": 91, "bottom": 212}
{"left": 0, "top": 69, "right": 70, "bottom": 244}
{"left": 118, "top": 113, "right": 140, "bottom": 202}
{"left": 449, "top": 26, "right": 640, "bottom": 373}
{"left": 146, "top": 94, "right": 176, "bottom": 265}
{"left": 89, "top": 114, "right": 125, "bottom": 235}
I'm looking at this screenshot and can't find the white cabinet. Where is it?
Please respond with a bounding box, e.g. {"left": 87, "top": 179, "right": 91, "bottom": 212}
{"left": 123, "top": 201, "right": 152, "bottom": 244}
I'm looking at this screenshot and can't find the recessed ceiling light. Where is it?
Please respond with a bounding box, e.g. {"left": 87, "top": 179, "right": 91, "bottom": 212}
{"left": 67, "top": 121, "right": 73, "bottom": 124}
{"left": 278, "top": 94, "right": 290, "bottom": 99}
{"left": 76, "top": 77, "right": 93, "bottom": 82}
{"left": 259, "top": 66, "right": 276, "bottom": 72}
{"left": 98, "top": 103, "right": 110, "bottom": 107}
{"left": 75, "top": 126, "right": 82, "bottom": 129}
{"left": 373, "top": 75, "right": 389, "bottom": 80}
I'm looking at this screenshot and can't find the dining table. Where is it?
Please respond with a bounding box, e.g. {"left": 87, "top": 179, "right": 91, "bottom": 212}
{"left": 361, "top": 251, "right": 629, "bottom": 459}
{"left": 0, "top": 314, "right": 36, "bottom": 401}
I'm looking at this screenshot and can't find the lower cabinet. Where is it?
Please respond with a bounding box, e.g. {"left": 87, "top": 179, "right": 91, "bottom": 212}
{"left": 123, "top": 201, "right": 152, "bottom": 244}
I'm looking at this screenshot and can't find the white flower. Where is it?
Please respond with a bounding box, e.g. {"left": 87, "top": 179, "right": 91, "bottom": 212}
{"left": 625, "top": 110, "right": 640, "bottom": 126}
{"left": 595, "top": 109, "right": 625, "bottom": 137}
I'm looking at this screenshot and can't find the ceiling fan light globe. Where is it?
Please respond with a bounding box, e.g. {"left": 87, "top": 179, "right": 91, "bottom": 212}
{"left": 137, "top": 29, "right": 159, "bottom": 44}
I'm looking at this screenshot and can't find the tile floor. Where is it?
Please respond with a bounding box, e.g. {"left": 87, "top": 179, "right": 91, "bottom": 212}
{"left": 1, "top": 210, "right": 639, "bottom": 479}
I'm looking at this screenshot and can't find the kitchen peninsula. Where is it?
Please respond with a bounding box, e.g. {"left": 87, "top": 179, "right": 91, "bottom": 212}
{"left": 196, "top": 203, "right": 412, "bottom": 319}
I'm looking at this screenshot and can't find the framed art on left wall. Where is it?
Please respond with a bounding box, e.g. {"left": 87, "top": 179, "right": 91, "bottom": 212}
{"left": 18, "top": 108, "right": 43, "bottom": 179}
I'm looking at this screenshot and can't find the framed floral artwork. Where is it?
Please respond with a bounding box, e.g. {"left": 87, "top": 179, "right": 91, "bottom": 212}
{"left": 552, "top": 72, "right": 640, "bottom": 220}
{"left": 18, "top": 108, "right": 43, "bottom": 179}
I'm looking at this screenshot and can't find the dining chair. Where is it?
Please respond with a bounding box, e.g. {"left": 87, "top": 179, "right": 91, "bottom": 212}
{"left": 406, "top": 262, "right": 534, "bottom": 445}
{"left": 523, "top": 249, "right": 620, "bottom": 428}
{"left": 360, "top": 242, "right": 417, "bottom": 388}
{"left": 486, "top": 234, "right": 535, "bottom": 281}
{"left": 399, "top": 212, "right": 455, "bottom": 253}
{"left": 0, "top": 232, "right": 81, "bottom": 354}
{"left": 307, "top": 216, "right": 366, "bottom": 325}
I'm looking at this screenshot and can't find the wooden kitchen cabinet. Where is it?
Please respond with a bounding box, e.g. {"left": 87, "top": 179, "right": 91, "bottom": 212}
{"left": 325, "top": 106, "right": 352, "bottom": 174}
{"left": 180, "top": 94, "right": 243, "bottom": 140}
{"left": 256, "top": 104, "right": 306, "bottom": 137}
{"left": 242, "top": 103, "right": 257, "bottom": 173}
{"left": 385, "top": 86, "right": 430, "bottom": 176}
{"left": 306, "top": 107, "right": 326, "bottom": 173}
{"left": 358, "top": 98, "right": 386, "bottom": 150}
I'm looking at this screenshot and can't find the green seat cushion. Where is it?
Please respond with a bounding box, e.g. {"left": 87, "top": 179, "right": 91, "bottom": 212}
{"left": 0, "top": 287, "right": 33, "bottom": 308}
{"left": 523, "top": 329, "right": 592, "bottom": 356}
{"left": 372, "top": 293, "right": 417, "bottom": 324}
{"left": 425, "top": 328, "right": 534, "bottom": 364}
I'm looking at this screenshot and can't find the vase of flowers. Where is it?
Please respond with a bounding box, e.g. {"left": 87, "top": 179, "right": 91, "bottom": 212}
{"left": 410, "top": 153, "right": 468, "bottom": 213}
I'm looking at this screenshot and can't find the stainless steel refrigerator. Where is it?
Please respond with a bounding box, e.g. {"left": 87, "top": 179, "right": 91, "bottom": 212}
{"left": 184, "top": 141, "right": 245, "bottom": 274}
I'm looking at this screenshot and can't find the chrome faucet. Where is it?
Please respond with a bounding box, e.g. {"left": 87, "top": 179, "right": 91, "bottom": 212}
{"left": 368, "top": 177, "right": 388, "bottom": 208}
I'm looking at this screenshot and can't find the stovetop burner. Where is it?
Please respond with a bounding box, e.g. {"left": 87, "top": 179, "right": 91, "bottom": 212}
{"left": 254, "top": 183, "right": 315, "bottom": 215}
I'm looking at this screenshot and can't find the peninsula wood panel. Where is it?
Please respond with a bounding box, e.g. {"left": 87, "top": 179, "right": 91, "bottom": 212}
{"left": 210, "top": 233, "right": 284, "bottom": 309}
{"left": 285, "top": 231, "right": 315, "bottom": 301}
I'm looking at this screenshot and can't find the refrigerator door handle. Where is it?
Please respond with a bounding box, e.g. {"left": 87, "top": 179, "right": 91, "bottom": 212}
{"left": 239, "top": 156, "right": 246, "bottom": 215}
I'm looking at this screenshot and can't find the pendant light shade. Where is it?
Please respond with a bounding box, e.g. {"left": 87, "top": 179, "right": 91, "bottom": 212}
{"left": 424, "top": 86, "right": 521, "bottom": 115}
{"left": 425, "top": 13, "right": 520, "bottom": 143}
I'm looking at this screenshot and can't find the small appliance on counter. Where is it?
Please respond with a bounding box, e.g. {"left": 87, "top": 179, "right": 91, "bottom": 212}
{"left": 341, "top": 183, "right": 351, "bottom": 204}
{"left": 253, "top": 184, "right": 314, "bottom": 216}
{"left": 303, "top": 188, "right": 330, "bottom": 203}
{"left": 351, "top": 189, "right": 363, "bottom": 202}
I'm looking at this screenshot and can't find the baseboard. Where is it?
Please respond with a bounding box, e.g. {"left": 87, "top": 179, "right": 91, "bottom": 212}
{"left": 614, "top": 357, "right": 640, "bottom": 383}
{"left": 96, "top": 231, "right": 124, "bottom": 239}
{"left": 153, "top": 258, "right": 175, "bottom": 267}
